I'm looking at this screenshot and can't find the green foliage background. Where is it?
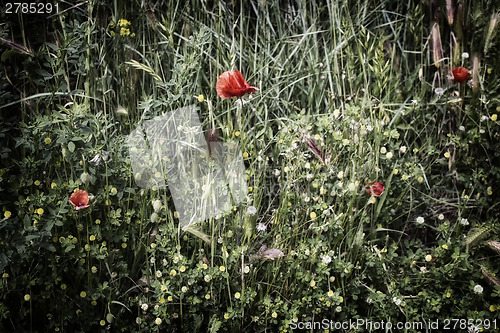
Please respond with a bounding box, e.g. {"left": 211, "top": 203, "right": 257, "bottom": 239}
{"left": 1, "top": 0, "right": 500, "bottom": 332}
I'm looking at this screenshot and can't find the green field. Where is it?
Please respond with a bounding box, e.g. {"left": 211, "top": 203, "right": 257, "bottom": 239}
{"left": 1, "top": 0, "right": 500, "bottom": 332}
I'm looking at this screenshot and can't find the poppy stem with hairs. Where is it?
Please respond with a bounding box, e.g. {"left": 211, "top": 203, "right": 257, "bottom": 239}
{"left": 458, "top": 82, "right": 463, "bottom": 122}
{"left": 237, "top": 96, "right": 243, "bottom": 130}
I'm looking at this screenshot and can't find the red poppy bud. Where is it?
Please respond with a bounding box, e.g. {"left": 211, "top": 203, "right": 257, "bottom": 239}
{"left": 69, "top": 190, "right": 90, "bottom": 210}
{"left": 366, "top": 181, "right": 384, "bottom": 197}
{"left": 216, "top": 70, "right": 259, "bottom": 99}
{"left": 452, "top": 67, "right": 470, "bottom": 83}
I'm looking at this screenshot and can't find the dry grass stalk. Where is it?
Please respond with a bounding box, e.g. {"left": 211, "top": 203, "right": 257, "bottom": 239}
{"left": 446, "top": 0, "right": 455, "bottom": 26}
{"left": 305, "top": 138, "right": 325, "bottom": 163}
{"left": 431, "top": 23, "right": 443, "bottom": 68}
{"left": 482, "top": 267, "right": 500, "bottom": 287}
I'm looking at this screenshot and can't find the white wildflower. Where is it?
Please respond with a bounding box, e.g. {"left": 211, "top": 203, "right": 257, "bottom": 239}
{"left": 246, "top": 206, "right": 257, "bottom": 215}
{"left": 80, "top": 172, "right": 91, "bottom": 184}
{"left": 152, "top": 200, "right": 162, "bottom": 213}
{"left": 256, "top": 223, "right": 267, "bottom": 232}
{"left": 468, "top": 325, "right": 480, "bottom": 333}
{"left": 473, "top": 284, "right": 483, "bottom": 294}
{"left": 150, "top": 212, "right": 159, "bottom": 223}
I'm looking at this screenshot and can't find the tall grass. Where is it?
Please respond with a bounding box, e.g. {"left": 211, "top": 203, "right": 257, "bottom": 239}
{"left": 1, "top": 0, "right": 499, "bottom": 331}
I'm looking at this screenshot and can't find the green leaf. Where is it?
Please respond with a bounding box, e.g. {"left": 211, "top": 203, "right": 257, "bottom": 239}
{"left": 68, "top": 141, "right": 75, "bottom": 153}
{"left": 40, "top": 243, "right": 56, "bottom": 252}
{"left": 35, "top": 68, "right": 53, "bottom": 79}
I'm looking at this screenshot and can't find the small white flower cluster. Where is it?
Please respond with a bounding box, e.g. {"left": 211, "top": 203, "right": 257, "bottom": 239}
{"left": 392, "top": 297, "right": 402, "bottom": 306}
{"left": 152, "top": 199, "right": 162, "bottom": 213}
{"left": 473, "top": 284, "right": 483, "bottom": 295}
{"left": 247, "top": 206, "right": 257, "bottom": 215}
{"left": 321, "top": 254, "right": 332, "bottom": 265}
{"left": 256, "top": 223, "right": 267, "bottom": 232}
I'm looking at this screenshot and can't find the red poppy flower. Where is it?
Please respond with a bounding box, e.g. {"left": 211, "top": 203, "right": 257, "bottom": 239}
{"left": 452, "top": 67, "right": 470, "bottom": 83}
{"left": 216, "top": 70, "right": 259, "bottom": 99}
{"left": 69, "top": 190, "right": 90, "bottom": 210}
{"left": 366, "top": 181, "right": 384, "bottom": 197}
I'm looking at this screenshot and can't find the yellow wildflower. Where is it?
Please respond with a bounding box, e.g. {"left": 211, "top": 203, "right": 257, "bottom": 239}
{"left": 118, "top": 18, "right": 131, "bottom": 27}
{"left": 120, "top": 27, "right": 130, "bottom": 36}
